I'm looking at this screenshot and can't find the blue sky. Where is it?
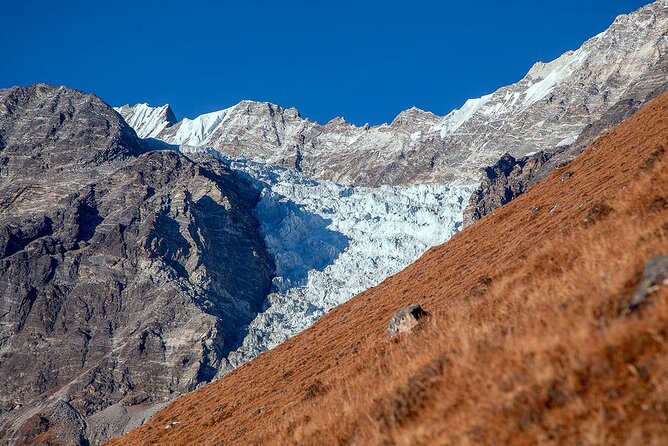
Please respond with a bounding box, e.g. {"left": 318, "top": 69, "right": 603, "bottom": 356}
{"left": 0, "top": 0, "right": 652, "bottom": 125}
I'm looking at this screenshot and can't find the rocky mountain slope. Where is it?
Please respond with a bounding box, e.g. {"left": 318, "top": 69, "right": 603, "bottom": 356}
{"left": 465, "top": 48, "right": 668, "bottom": 224}
{"left": 109, "top": 87, "right": 668, "bottom": 446}
{"left": 117, "top": 0, "right": 668, "bottom": 187}
{"left": 0, "top": 84, "right": 274, "bottom": 445}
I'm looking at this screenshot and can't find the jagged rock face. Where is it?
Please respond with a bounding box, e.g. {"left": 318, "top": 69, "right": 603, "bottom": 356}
{"left": 464, "top": 47, "right": 668, "bottom": 226}
{"left": 463, "top": 152, "right": 554, "bottom": 224}
{"left": 117, "top": 1, "right": 668, "bottom": 187}
{"left": 0, "top": 85, "right": 273, "bottom": 445}
{"left": 1, "top": 84, "right": 144, "bottom": 169}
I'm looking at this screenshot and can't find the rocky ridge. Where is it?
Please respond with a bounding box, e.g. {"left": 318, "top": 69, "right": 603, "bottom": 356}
{"left": 465, "top": 48, "right": 668, "bottom": 224}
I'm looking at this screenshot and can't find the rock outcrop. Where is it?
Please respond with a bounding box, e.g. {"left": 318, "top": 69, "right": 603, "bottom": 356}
{"left": 387, "top": 304, "right": 428, "bottom": 337}
{"left": 0, "top": 85, "right": 273, "bottom": 444}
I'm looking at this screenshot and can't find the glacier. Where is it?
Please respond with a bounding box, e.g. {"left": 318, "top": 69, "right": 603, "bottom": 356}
{"left": 115, "top": 0, "right": 668, "bottom": 373}
{"left": 179, "top": 149, "right": 475, "bottom": 371}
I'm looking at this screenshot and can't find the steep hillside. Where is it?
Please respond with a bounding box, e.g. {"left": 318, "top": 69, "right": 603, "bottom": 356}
{"left": 117, "top": 0, "right": 668, "bottom": 187}
{"left": 110, "top": 91, "right": 668, "bottom": 445}
{"left": 0, "top": 85, "right": 274, "bottom": 445}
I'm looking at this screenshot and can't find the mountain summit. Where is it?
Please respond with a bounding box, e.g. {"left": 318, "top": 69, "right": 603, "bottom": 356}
{"left": 0, "top": 85, "right": 274, "bottom": 445}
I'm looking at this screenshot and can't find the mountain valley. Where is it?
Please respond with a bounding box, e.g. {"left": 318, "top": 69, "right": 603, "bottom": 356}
{"left": 1, "top": 2, "right": 668, "bottom": 444}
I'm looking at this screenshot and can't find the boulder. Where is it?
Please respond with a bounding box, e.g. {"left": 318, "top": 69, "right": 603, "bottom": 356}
{"left": 387, "top": 304, "right": 428, "bottom": 337}
{"left": 629, "top": 256, "right": 668, "bottom": 310}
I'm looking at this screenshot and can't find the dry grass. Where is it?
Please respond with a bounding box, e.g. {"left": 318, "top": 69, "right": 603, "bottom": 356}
{"left": 108, "top": 93, "right": 668, "bottom": 446}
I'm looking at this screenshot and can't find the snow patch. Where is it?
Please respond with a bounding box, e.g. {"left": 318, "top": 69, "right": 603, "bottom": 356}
{"left": 556, "top": 135, "right": 578, "bottom": 147}
{"left": 523, "top": 49, "right": 589, "bottom": 108}
{"left": 437, "top": 94, "right": 494, "bottom": 137}
{"left": 170, "top": 108, "right": 233, "bottom": 146}
{"left": 114, "top": 103, "right": 174, "bottom": 139}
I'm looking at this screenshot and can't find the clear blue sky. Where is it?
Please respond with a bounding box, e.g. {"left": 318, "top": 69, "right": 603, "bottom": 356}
{"left": 0, "top": 0, "right": 652, "bottom": 125}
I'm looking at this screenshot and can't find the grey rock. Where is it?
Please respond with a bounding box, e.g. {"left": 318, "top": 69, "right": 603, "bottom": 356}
{"left": 387, "top": 304, "right": 428, "bottom": 337}
{"left": 629, "top": 256, "right": 668, "bottom": 310}
{"left": 16, "top": 400, "right": 87, "bottom": 446}
{"left": 0, "top": 85, "right": 273, "bottom": 444}
{"left": 463, "top": 152, "right": 553, "bottom": 224}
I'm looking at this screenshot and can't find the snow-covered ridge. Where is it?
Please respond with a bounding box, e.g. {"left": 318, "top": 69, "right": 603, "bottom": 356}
{"left": 437, "top": 94, "right": 494, "bottom": 136}
{"left": 169, "top": 107, "right": 236, "bottom": 146}
{"left": 114, "top": 103, "right": 176, "bottom": 139}
{"left": 116, "top": 0, "right": 668, "bottom": 187}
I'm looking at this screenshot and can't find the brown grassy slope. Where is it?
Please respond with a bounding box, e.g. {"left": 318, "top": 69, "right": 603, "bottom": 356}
{"left": 110, "top": 93, "right": 668, "bottom": 446}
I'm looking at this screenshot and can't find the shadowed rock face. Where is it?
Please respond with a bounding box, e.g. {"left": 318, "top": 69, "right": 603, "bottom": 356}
{"left": 0, "top": 85, "right": 273, "bottom": 445}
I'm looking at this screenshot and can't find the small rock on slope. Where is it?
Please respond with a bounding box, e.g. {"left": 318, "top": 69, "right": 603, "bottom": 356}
{"left": 629, "top": 256, "right": 668, "bottom": 310}
{"left": 387, "top": 304, "right": 428, "bottom": 337}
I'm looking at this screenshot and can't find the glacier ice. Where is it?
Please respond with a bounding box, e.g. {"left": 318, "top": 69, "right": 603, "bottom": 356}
{"left": 185, "top": 153, "right": 476, "bottom": 372}
{"left": 115, "top": 0, "right": 668, "bottom": 373}
{"left": 113, "top": 103, "right": 176, "bottom": 139}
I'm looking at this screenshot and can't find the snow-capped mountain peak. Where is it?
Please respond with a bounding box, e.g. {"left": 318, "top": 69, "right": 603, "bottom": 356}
{"left": 113, "top": 102, "right": 177, "bottom": 139}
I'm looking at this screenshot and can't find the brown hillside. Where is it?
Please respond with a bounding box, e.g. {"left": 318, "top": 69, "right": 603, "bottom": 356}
{"left": 110, "top": 92, "right": 668, "bottom": 446}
